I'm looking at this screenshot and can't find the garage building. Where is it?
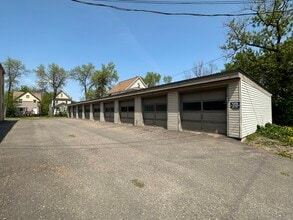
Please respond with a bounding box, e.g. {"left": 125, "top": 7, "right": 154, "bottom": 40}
{"left": 68, "top": 70, "right": 272, "bottom": 139}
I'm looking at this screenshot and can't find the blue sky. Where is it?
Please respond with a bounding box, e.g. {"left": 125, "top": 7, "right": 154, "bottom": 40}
{"left": 0, "top": 0, "right": 245, "bottom": 101}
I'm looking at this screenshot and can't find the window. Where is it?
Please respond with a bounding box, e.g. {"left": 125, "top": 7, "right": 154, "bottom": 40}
{"left": 128, "top": 106, "right": 134, "bottom": 112}
{"left": 18, "top": 99, "right": 22, "bottom": 103}
{"left": 121, "top": 107, "right": 128, "bottom": 112}
{"left": 61, "top": 93, "right": 63, "bottom": 97}
{"left": 156, "top": 104, "right": 167, "bottom": 112}
{"left": 105, "top": 107, "right": 114, "bottom": 112}
{"left": 33, "top": 100, "right": 36, "bottom": 103}
{"left": 203, "top": 101, "right": 226, "bottom": 110}
{"left": 94, "top": 107, "right": 100, "bottom": 113}
{"left": 26, "top": 95, "right": 30, "bottom": 98}
{"left": 183, "top": 102, "right": 201, "bottom": 111}
{"left": 56, "top": 100, "right": 58, "bottom": 104}
{"left": 144, "top": 105, "right": 155, "bottom": 112}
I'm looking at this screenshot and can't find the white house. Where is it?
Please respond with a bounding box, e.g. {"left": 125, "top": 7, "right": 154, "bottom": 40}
{"left": 13, "top": 91, "right": 42, "bottom": 116}
{"left": 50, "top": 91, "right": 72, "bottom": 115}
{"left": 108, "top": 76, "right": 147, "bottom": 95}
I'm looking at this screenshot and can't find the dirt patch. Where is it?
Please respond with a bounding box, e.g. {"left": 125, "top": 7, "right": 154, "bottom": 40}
{"left": 245, "top": 136, "right": 293, "bottom": 159}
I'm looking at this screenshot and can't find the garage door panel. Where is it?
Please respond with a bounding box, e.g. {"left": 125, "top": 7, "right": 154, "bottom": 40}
{"left": 181, "top": 121, "right": 201, "bottom": 131}
{"left": 181, "top": 112, "right": 201, "bottom": 121}
{"left": 202, "top": 123, "right": 226, "bottom": 134}
{"left": 202, "top": 112, "right": 227, "bottom": 123}
{"left": 181, "top": 88, "right": 227, "bottom": 134}
{"left": 143, "top": 112, "right": 155, "bottom": 120}
{"left": 155, "top": 112, "right": 167, "bottom": 120}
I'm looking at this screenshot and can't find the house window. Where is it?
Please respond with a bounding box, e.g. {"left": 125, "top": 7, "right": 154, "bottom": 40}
{"left": 33, "top": 100, "right": 36, "bottom": 103}
{"left": 26, "top": 95, "right": 29, "bottom": 98}
{"left": 18, "top": 99, "right": 22, "bottom": 103}
{"left": 61, "top": 93, "right": 63, "bottom": 97}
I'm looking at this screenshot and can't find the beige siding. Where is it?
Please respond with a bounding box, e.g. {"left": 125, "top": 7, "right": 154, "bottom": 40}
{"left": 241, "top": 77, "right": 272, "bottom": 138}
{"left": 228, "top": 80, "right": 240, "bottom": 138}
{"left": 134, "top": 97, "right": 143, "bottom": 126}
{"left": 167, "top": 91, "right": 181, "bottom": 131}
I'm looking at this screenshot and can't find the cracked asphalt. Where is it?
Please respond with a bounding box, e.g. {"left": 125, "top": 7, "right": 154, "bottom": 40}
{"left": 0, "top": 118, "right": 292, "bottom": 219}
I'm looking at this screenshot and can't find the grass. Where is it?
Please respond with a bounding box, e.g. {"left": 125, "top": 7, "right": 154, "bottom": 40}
{"left": 131, "top": 179, "right": 145, "bottom": 188}
{"left": 245, "top": 123, "right": 293, "bottom": 159}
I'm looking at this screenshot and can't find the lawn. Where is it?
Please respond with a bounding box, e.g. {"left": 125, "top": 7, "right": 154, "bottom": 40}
{"left": 245, "top": 123, "right": 293, "bottom": 159}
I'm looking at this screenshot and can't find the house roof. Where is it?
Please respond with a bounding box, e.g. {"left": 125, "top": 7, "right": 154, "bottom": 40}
{"left": 108, "top": 76, "right": 144, "bottom": 94}
{"left": 69, "top": 69, "right": 272, "bottom": 106}
{"left": 56, "top": 90, "right": 71, "bottom": 100}
{"left": 13, "top": 91, "right": 42, "bottom": 101}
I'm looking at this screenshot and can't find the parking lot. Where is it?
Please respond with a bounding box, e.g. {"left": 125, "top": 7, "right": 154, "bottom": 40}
{"left": 0, "top": 118, "right": 292, "bottom": 219}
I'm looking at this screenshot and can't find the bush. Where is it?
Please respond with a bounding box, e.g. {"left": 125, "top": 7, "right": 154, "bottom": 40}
{"left": 256, "top": 123, "right": 293, "bottom": 146}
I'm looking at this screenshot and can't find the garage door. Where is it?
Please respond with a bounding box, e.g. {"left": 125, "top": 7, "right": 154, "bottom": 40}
{"left": 93, "top": 104, "right": 100, "bottom": 121}
{"left": 181, "top": 88, "right": 227, "bottom": 134}
{"left": 104, "top": 102, "right": 114, "bottom": 122}
{"left": 84, "top": 105, "right": 90, "bottom": 119}
{"left": 143, "top": 96, "right": 167, "bottom": 128}
{"left": 120, "top": 100, "right": 134, "bottom": 124}
{"left": 78, "top": 106, "right": 82, "bottom": 119}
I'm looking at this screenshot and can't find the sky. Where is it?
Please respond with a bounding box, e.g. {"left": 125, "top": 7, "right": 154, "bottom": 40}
{"left": 0, "top": 0, "right": 247, "bottom": 101}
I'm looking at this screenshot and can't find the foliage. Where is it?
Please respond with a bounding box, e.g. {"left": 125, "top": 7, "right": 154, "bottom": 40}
{"left": 18, "top": 85, "right": 38, "bottom": 93}
{"left": 70, "top": 63, "right": 95, "bottom": 100}
{"left": 163, "top": 75, "right": 172, "bottom": 84}
{"left": 35, "top": 63, "right": 68, "bottom": 110}
{"left": 4, "top": 92, "right": 17, "bottom": 117}
{"left": 39, "top": 92, "right": 52, "bottom": 116}
{"left": 2, "top": 57, "right": 28, "bottom": 94}
{"left": 144, "top": 72, "right": 161, "bottom": 87}
{"left": 192, "top": 61, "right": 217, "bottom": 78}
{"left": 256, "top": 123, "right": 293, "bottom": 146}
{"left": 90, "top": 62, "right": 118, "bottom": 98}
{"left": 222, "top": 0, "right": 293, "bottom": 125}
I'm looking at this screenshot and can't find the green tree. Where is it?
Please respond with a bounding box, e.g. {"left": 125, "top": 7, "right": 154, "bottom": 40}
{"left": 222, "top": 0, "right": 293, "bottom": 125}
{"left": 35, "top": 64, "right": 68, "bottom": 112}
{"left": 163, "top": 75, "right": 172, "bottom": 84}
{"left": 90, "top": 62, "right": 118, "bottom": 98}
{"left": 144, "top": 72, "right": 161, "bottom": 87}
{"left": 39, "top": 92, "right": 52, "bottom": 116}
{"left": 18, "top": 85, "right": 38, "bottom": 93}
{"left": 2, "top": 57, "right": 28, "bottom": 117}
{"left": 70, "top": 63, "right": 95, "bottom": 100}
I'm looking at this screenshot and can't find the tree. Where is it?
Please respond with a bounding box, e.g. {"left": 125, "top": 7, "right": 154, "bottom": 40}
{"left": 70, "top": 63, "right": 95, "bottom": 100}
{"left": 90, "top": 62, "right": 118, "bottom": 98}
{"left": 2, "top": 57, "right": 28, "bottom": 116}
{"left": 35, "top": 64, "right": 68, "bottom": 113}
{"left": 163, "top": 75, "right": 172, "bottom": 84}
{"left": 192, "top": 61, "right": 218, "bottom": 78}
{"left": 39, "top": 92, "right": 52, "bottom": 116}
{"left": 222, "top": 0, "right": 293, "bottom": 125}
{"left": 2, "top": 57, "right": 28, "bottom": 95}
{"left": 144, "top": 72, "right": 161, "bottom": 87}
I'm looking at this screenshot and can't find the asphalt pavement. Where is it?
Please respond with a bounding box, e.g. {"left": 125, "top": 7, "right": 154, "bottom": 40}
{"left": 0, "top": 118, "right": 292, "bottom": 219}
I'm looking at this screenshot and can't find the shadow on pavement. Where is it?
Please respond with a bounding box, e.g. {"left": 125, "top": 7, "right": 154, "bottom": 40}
{"left": 0, "top": 120, "right": 18, "bottom": 143}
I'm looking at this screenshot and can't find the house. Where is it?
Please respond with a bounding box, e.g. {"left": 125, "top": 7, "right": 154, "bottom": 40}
{"left": 68, "top": 70, "right": 272, "bottom": 140}
{"left": 50, "top": 91, "right": 72, "bottom": 115}
{"left": 108, "top": 76, "right": 147, "bottom": 95}
{"left": 13, "top": 91, "right": 42, "bottom": 116}
{"left": 0, "top": 64, "right": 5, "bottom": 121}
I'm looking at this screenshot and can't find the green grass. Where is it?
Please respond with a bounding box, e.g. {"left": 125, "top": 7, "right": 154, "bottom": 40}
{"left": 131, "top": 179, "right": 145, "bottom": 188}
{"left": 255, "top": 123, "right": 293, "bottom": 146}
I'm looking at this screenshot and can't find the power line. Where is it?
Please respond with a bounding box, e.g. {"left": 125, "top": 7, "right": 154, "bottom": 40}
{"left": 170, "top": 56, "right": 226, "bottom": 78}
{"left": 91, "top": 0, "right": 264, "bottom": 5}
{"left": 71, "top": 0, "right": 293, "bottom": 17}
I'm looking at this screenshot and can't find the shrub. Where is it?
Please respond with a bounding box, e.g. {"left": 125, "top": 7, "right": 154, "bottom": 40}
{"left": 256, "top": 124, "right": 293, "bottom": 146}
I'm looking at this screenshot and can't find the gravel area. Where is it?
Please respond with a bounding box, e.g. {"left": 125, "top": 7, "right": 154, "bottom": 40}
{"left": 0, "top": 118, "right": 292, "bottom": 219}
